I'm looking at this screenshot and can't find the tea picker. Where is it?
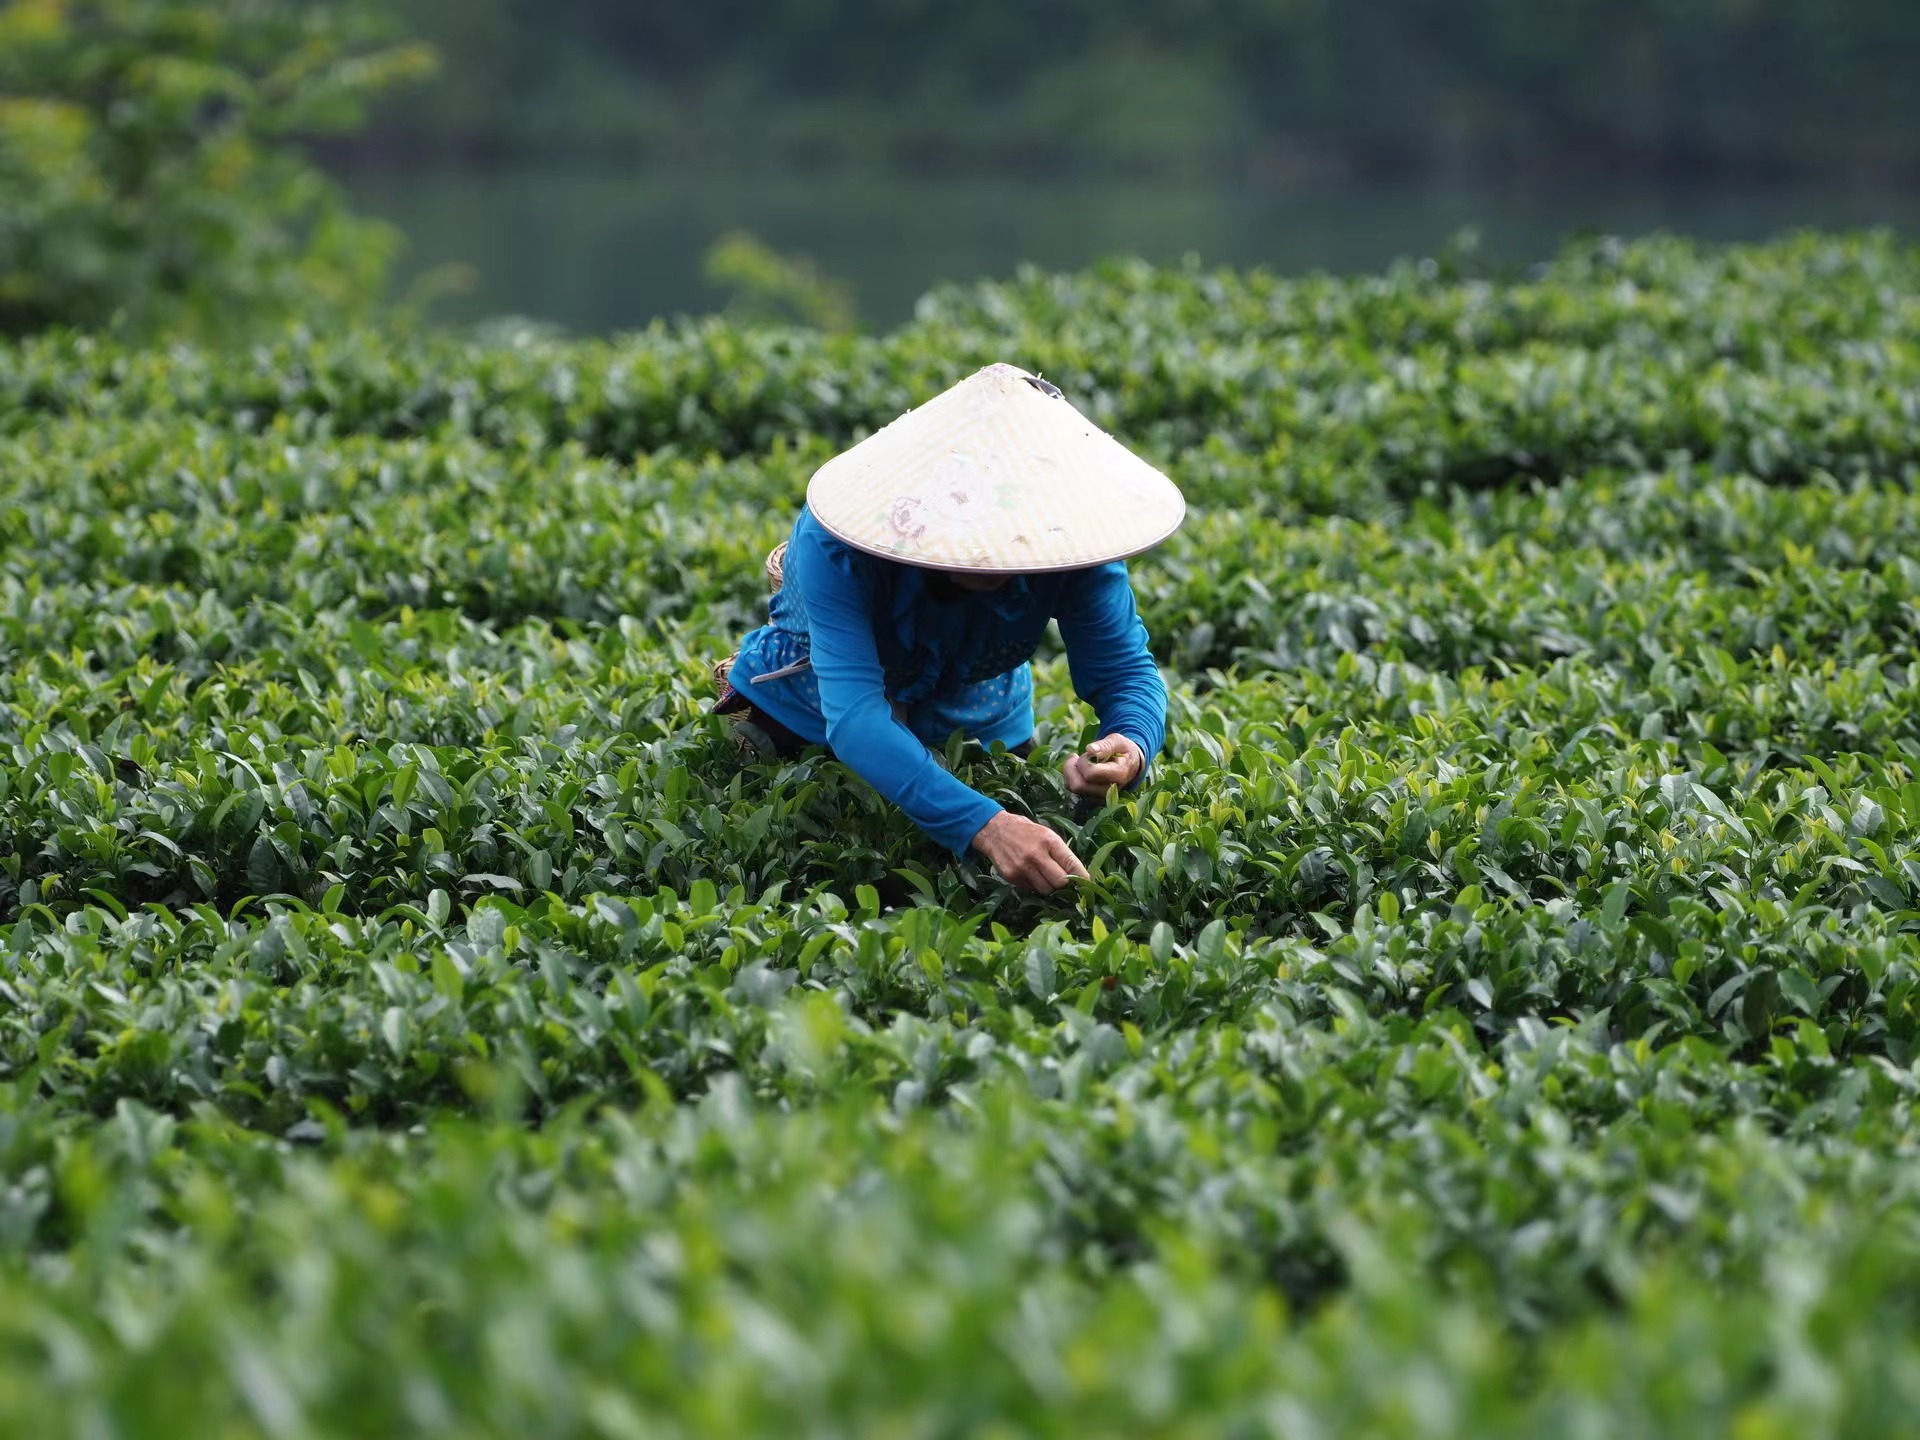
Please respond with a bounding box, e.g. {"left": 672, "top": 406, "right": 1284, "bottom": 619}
{"left": 712, "top": 363, "right": 1186, "bottom": 894}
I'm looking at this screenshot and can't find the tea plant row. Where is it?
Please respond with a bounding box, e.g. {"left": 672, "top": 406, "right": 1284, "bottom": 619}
{"left": 3, "top": 234, "right": 1919, "bottom": 1435}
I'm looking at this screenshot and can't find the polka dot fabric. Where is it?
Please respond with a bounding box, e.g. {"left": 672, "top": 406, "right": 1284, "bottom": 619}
{"left": 721, "top": 503, "right": 1167, "bottom": 858}
{"left": 730, "top": 511, "right": 1057, "bottom": 751}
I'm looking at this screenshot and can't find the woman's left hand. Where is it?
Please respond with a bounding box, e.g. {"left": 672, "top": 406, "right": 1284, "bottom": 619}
{"left": 1063, "top": 734, "right": 1144, "bottom": 797}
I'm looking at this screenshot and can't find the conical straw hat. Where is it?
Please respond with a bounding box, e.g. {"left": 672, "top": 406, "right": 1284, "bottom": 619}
{"left": 806, "top": 362, "right": 1186, "bottom": 573}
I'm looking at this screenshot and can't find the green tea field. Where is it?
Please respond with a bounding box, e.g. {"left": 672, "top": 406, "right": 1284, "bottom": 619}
{"left": 5, "top": 233, "right": 1920, "bottom": 1435}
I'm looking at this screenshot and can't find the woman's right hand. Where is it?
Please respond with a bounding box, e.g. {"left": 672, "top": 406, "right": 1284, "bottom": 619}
{"left": 970, "top": 811, "right": 1089, "bottom": 895}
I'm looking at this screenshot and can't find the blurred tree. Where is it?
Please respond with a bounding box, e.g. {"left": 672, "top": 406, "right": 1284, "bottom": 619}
{"left": 0, "top": 0, "right": 435, "bottom": 338}
{"left": 362, "top": 0, "right": 1920, "bottom": 184}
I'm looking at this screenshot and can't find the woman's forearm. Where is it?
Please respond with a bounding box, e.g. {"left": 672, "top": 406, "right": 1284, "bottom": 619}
{"left": 1059, "top": 565, "right": 1168, "bottom": 769}
{"left": 824, "top": 697, "right": 1004, "bottom": 856}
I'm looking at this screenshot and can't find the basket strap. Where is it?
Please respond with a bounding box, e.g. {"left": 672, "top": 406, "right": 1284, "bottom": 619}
{"left": 748, "top": 657, "right": 812, "bottom": 685}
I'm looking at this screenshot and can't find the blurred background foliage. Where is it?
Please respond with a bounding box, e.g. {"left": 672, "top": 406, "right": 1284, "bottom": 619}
{"left": 703, "top": 229, "right": 858, "bottom": 333}
{"left": 3, "top": 0, "right": 1918, "bottom": 339}
{"left": 364, "top": 0, "right": 1920, "bottom": 183}
{"left": 0, "top": 0, "right": 431, "bottom": 338}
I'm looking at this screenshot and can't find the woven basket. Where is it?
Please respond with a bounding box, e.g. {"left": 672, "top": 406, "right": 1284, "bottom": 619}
{"left": 713, "top": 542, "right": 790, "bottom": 699}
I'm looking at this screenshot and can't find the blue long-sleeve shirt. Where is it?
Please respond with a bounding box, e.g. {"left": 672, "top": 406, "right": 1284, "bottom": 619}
{"left": 727, "top": 506, "right": 1168, "bottom": 856}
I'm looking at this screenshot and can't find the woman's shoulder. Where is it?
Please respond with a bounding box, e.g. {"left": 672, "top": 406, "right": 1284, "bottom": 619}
{"left": 790, "top": 505, "right": 881, "bottom": 590}
{"left": 793, "top": 504, "right": 854, "bottom": 557}
{"left": 1060, "top": 559, "right": 1132, "bottom": 592}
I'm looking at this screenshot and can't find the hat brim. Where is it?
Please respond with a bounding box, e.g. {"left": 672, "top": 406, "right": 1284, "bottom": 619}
{"left": 805, "top": 363, "right": 1187, "bottom": 574}
{"left": 808, "top": 499, "right": 1186, "bottom": 576}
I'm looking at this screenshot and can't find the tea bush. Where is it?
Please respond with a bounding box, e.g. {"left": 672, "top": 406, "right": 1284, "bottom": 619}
{"left": 5, "top": 233, "right": 1920, "bottom": 1436}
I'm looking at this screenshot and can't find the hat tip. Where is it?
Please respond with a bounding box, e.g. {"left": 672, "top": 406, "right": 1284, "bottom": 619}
{"left": 974, "top": 361, "right": 1062, "bottom": 400}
